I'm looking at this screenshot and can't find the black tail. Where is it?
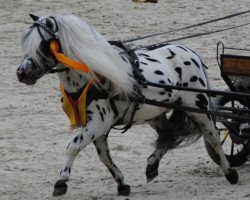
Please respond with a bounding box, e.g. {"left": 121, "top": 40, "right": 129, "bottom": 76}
{"left": 155, "top": 111, "right": 202, "bottom": 150}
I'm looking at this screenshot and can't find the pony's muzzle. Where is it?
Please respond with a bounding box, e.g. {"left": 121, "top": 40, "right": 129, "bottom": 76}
{"left": 16, "top": 65, "right": 37, "bottom": 85}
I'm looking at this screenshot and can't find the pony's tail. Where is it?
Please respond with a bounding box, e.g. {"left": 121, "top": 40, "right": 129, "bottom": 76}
{"left": 155, "top": 111, "right": 202, "bottom": 150}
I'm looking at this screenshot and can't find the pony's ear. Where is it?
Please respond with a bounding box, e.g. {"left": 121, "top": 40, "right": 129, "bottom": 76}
{"left": 29, "top": 14, "right": 39, "bottom": 21}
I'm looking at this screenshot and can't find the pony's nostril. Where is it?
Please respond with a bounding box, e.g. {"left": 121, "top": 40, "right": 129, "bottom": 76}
{"left": 17, "top": 70, "right": 27, "bottom": 80}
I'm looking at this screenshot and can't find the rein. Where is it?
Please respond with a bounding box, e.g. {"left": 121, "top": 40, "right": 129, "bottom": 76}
{"left": 121, "top": 22, "right": 250, "bottom": 54}
{"left": 123, "top": 9, "right": 250, "bottom": 43}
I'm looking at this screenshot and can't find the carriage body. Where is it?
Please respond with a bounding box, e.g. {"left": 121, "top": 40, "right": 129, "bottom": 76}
{"left": 204, "top": 42, "right": 250, "bottom": 167}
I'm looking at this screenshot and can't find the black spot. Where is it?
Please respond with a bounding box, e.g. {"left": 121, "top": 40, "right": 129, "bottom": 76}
{"left": 64, "top": 167, "right": 68, "bottom": 172}
{"left": 73, "top": 81, "right": 76, "bottom": 87}
{"left": 121, "top": 56, "right": 127, "bottom": 62}
{"left": 154, "top": 70, "right": 164, "bottom": 75}
{"left": 86, "top": 110, "right": 93, "bottom": 114}
{"left": 74, "top": 136, "right": 78, "bottom": 143}
{"left": 159, "top": 80, "right": 165, "bottom": 84}
{"left": 79, "top": 74, "right": 83, "bottom": 79}
{"left": 67, "top": 76, "right": 70, "bottom": 82}
{"left": 69, "top": 167, "right": 71, "bottom": 174}
{"left": 190, "top": 76, "right": 198, "bottom": 82}
{"left": 96, "top": 105, "right": 100, "bottom": 110}
{"left": 140, "top": 62, "right": 148, "bottom": 65}
{"left": 201, "top": 61, "right": 208, "bottom": 69}
{"left": 184, "top": 61, "right": 191, "bottom": 65}
{"left": 138, "top": 53, "right": 150, "bottom": 57}
{"left": 159, "top": 91, "right": 166, "bottom": 95}
{"left": 97, "top": 148, "right": 101, "bottom": 155}
{"left": 76, "top": 82, "right": 79, "bottom": 87}
{"left": 99, "top": 112, "right": 104, "bottom": 122}
{"left": 167, "top": 48, "right": 176, "bottom": 59}
{"left": 177, "top": 45, "right": 188, "bottom": 52}
{"left": 80, "top": 135, "right": 83, "bottom": 141}
{"left": 195, "top": 94, "right": 208, "bottom": 110}
{"left": 66, "top": 143, "right": 70, "bottom": 149}
{"left": 102, "top": 108, "right": 106, "bottom": 115}
{"left": 139, "top": 69, "right": 143, "bottom": 73}
{"left": 175, "top": 67, "right": 182, "bottom": 80}
{"left": 191, "top": 58, "right": 200, "bottom": 68}
{"left": 92, "top": 135, "right": 95, "bottom": 140}
{"left": 183, "top": 82, "right": 188, "bottom": 87}
{"left": 199, "top": 78, "right": 206, "bottom": 87}
{"left": 87, "top": 115, "right": 92, "bottom": 121}
{"left": 167, "top": 78, "right": 172, "bottom": 84}
{"left": 146, "top": 57, "right": 161, "bottom": 63}
{"left": 168, "top": 93, "right": 172, "bottom": 97}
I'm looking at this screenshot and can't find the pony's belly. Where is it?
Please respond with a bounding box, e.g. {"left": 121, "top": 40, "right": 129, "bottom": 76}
{"left": 132, "top": 104, "right": 167, "bottom": 124}
{"left": 115, "top": 101, "right": 167, "bottom": 125}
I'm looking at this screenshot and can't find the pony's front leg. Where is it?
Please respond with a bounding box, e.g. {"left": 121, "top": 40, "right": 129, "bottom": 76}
{"left": 53, "top": 101, "right": 114, "bottom": 196}
{"left": 93, "top": 134, "right": 130, "bottom": 196}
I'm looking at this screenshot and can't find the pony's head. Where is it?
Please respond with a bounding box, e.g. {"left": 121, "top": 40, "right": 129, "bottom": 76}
{"left": 17, "top": 14, "right": 134, "bottom": 95}
{"left": 17, "top": 14, "right": 60, "bottom": 85}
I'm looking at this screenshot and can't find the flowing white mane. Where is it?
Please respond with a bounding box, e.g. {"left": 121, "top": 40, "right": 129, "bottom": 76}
{"left": 22, "top": 15, "right": 135, "bottom": 95}
{"left": 56, "top": 15, "right": 136, "bottom": 95}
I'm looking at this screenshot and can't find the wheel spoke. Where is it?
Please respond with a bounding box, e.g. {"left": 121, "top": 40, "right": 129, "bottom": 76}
{"left": 221, "top": 130, "right": 230, "bottom": 145}
{"left": 230, "top": 142, "right": 234, "bottom": 156}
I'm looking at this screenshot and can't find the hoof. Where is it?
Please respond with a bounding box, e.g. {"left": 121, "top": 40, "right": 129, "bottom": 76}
{"left": 52, "top": 180, "right": 68, "bottom": 197}
{"left": 118, "top": 184, "right": 130, "bottom": 196}
{"left": 225, "top": 168, "right": 239, "bottom": 184}
{"left": 146, "top": 163, "right": 159, "bottom": 183}
{"left": 146, "top": 170, "right": 158, "bottom": 183}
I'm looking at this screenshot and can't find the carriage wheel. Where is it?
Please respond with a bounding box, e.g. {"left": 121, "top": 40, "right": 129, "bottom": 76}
{"left": 205, "top": 96, "right": 250, "bottom": 167}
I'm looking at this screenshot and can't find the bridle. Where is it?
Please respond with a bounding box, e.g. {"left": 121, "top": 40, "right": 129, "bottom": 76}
{"left": 29, "top": 16, "right": 89, "bottom": 78}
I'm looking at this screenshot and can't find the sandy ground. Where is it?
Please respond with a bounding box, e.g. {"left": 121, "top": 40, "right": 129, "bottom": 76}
{"left": 0, "top": 0, "right": 250, "bottom": 199}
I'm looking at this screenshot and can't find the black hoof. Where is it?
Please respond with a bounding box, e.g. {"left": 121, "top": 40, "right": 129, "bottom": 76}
{"left": 118, "top": 184, "right": 130, "bottom": 196}
{"left": 225, "top": 168, "right": 239, "bottom": 184}
{"left": 146, "top": 163, "right": 159, "bottom": 183}
{"left": 146, "top": 170, "right": 159, "bottom": 183}
{"left": 52, "top": 180, "right": 68, "bottom": 197}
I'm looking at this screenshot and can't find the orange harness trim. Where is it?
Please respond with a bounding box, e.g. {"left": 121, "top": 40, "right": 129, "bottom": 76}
{"left": 60, "top": 79, "right": 93, "bottom": 129}
{"left": 50, "top": 40, "right": 89, "bottom": 73}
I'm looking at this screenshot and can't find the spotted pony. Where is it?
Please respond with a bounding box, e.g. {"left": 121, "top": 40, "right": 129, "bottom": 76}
{"left": 17, "top": 14, "right": 239, "bottom": 197}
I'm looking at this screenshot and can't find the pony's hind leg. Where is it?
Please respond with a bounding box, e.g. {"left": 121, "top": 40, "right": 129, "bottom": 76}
{"left": 188, "top": 112, "right": 239, "bottom": 184}
{"left": 146, "top": 112, "right": 183, "bottom": 182}
{"left": 93, "top": 134, "right": 130, "bottom": 196}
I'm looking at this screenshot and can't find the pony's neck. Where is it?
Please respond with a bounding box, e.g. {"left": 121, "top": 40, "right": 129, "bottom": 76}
{"left": 58, "top": 67, "right": 89, "bottom": 93}
{"left": 58, "top": 66, "right": 113, "bottom": 94}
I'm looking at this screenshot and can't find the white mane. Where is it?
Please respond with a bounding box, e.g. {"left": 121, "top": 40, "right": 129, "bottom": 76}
{"left": 22, "top": 15, "right": 135, "bottom": 95}
{"left": 56, "top": 15, "right": 136, "bottom": 95}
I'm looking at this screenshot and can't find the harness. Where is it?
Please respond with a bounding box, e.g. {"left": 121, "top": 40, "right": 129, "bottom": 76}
{"left": 61, "top": 41, "right": 145, "bottom": 131}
